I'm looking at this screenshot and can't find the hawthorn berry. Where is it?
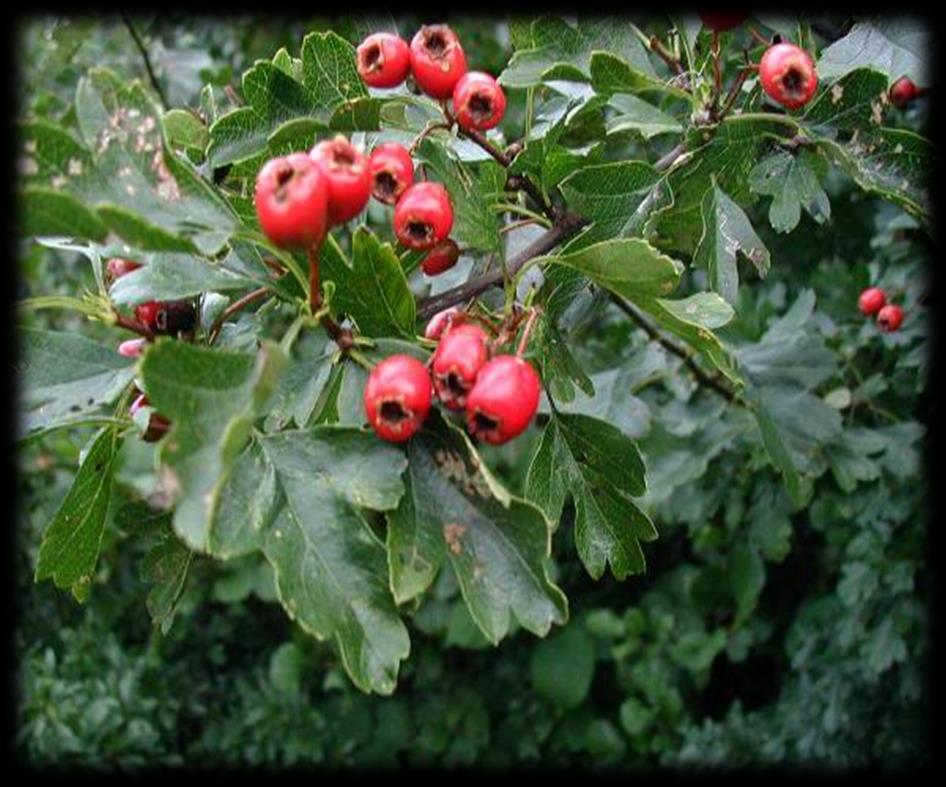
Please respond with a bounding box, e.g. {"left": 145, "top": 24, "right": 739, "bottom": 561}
{"left": 309, "top": 135, "right": 373, "bottom": 225}
{"left": 759, "top": 42, "right": 818, "bottom": 110}
{"left": 129, "top": 393, "right": 171, "bottom": 443}
{"left": 363, "top": 354, "right": 432, "bottom": 442}
{"left": 118, "top": 338, "right": 147, "bottom": 358}
{"left": 421, "top": 238, "right": 460, "bottom": 276}
{"left": 105, "top": 257, "right": 142, "bottom": 285}
{"left": 452, "top": 71, "right": 506, "bottom": 131}
{"left": 369, "top": 142, "right": 414, "bottom": 205}
{"left": 356, "top": 32, "right": 411, "bottom": 88}
{"left": 254, "top": 153, "right": 330, "bottom": 248}
{"left": 698, "top": 12, "right": 749, "bottom": 32}
{"left": 409, "top": 24, "right": 467, "bottom": 99}
{"left": 890, "top": 76, "right": 918, "bottom": 108}
{"left": 465, "top": 354, "right": 541, "bottom": 445}
{"left": 424, "top": 307, "right": 460, "bottom": 340}
{"left": 393, "top": 181, "right": 454, "bottom": 250}
{"left": 876, "top": 304, "right": 904, "bottom": 332}
{"left": 858, "top": 287, "right": 887, "bottom": 316}
{"left": 135, "top": 299, "right": 197, "bottom": 335}
{"left": 431, "top": 323, "right": 490, "bottom": 410}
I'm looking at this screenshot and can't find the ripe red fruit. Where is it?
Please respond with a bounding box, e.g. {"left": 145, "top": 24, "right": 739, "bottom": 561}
{"left": 759, "top": 43, "right": 818, "bottom": 110}
{"left": 254, "top": 153, "right": 330, "bottom": 248}
{"left": 889, "top": 77, "right": 918, "bottom": 108}
{"left": 363, "top": 354, "right": 432, "bottom": 442}
{"left": 424, "top": 307, "right": 460, "bottom": 340}
{"left": 858, "top": 287, "right": 887, "bottom": 316}
{"left": 876, "top": 304, "right": 904, "bottom": 332}
{"left": 105, "top": 257, "right": 142, "bottom": 285}
{"left": 452, "top": 71, "right": 506, "bottom": 131}
{"left": 356, "top": 32, "right": 411, "bottom": 88}
{"left": 409, "top": 24, "right": 467, "bottom": 99}
{"left": 465, "top": 355, "right": 541, "bottom": 445}
{"left": 698, "top": 12, "right": 749, "bottom": 31}
{"left": 135, "top": 300, "right": 197, "bottom": 335}
{"left": 369, "top": 142, "right": 414, "bottom": 205}
{"left": 421, "top": 239, "right": 460, "bottom": 276}
{"left": 393, "top": 181, "right": 454, "bottom": 250}
{"left": 309, "top": 135, "right": 373, "bottom": 225}
{"left": 431, "top": 323, "right": 490, "bottom": 410}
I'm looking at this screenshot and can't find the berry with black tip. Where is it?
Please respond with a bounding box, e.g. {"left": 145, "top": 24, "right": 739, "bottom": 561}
{"left": 424, "top": 307, "right": 460, "bottom": 340}
{"left": 309, "top": 135, "right": 373, "bottom": 225}
{"left": 135, "top": 299, "right": 197, "bottom": 335}
{"left": 876, "top": 304, "right": 904, "bottom": 332}
{"left": 363, "top": 354, "right": 432, "bottom": 442}
{"left": 254, "top": 153, "right": 330, "bottom": 248}
{"left": 357, "top": 32, "right": 411, "bottom": 88}
{"left": 409, "top": 24, "right": 467, "bottom": 99}
{"left": 452, "top": 71, "right": 506, "bottom": 131}
{"left": 393, "top": 181, "right": 454, "bottom": 250}
{"left": 759, "top": 42, "right": 818, "bottom": 110}
{"left": 431, "top": 323, "right": 490, "bottom": 410}
{"left": 465, "top": 355, "right": 541, "bottom": 445}
{"left": 889, "top": 77, "right": 918, "bottom": 108}
{"left": 369, "top": 142, "right": 414, "bottom": 205}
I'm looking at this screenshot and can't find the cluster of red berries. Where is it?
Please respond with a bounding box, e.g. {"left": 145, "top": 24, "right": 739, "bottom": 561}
{"left": 254, "top": 134, "right": 459, "bottom": 275}
{"left": 364, "top": 308, "right": 541, "bottom": 445}
{"left": 106, "top": 257, "right": 195, "bottom": 441}
{"left": 356, "top": 24, "right": 507, "bottom": 133}
{"left": 858, "top": 286, "right": 904, "bottom": 332}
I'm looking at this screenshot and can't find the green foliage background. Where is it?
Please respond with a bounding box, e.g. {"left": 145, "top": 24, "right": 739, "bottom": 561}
{"left": 15, "top": 14, "right": 930, "bottom": 767}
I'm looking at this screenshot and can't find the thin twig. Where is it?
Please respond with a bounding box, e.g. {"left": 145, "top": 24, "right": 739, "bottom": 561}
{"left": 610, "top": 294, "right": 742, "bottom": 406}
{"left": 649, "top": 35, "right": 684, "bottom": 76}
{"left": 113, "top": 312, "right": 155, "bottom": 340}
{"left": 121, "top": 14, "right": 167, "bottom": 109}
{"left": 207, "top": 287, "right": 270, "bottom": 345}
{"left": 308, "top": 244, "right": 321, "bottom": 313}
{"left": 654, "top": 142, "right": 687, "bottom": 171}
{"left": 719, "top": 63, "right": 753, "bottom": 119}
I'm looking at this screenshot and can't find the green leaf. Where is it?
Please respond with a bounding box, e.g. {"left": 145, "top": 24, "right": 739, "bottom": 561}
{"left": 693, "top": 182, "right": 771, "bottom": 304}
{"left": 256, "top": 426, "right": 410, "bottom": 694}
{"left": 750, "top": 398, "right": 802, "bottom": 505}
{"left": 301, "top": 31, "right": 370, "bottom": 111}
{"left": 108, "top": 253, "right": 257, "bottom": 305}
{"left": 729, "top": 544, "right": 765, "bottom": 622}
{"left": 590, "top": 51, "right": 690, "bottom": 101}
{"left": 606, "top": 94, "right": 684, "bottom": 139}
{"left": 387, "top": 416, "right": 568, "bottom": 642}
{"left": 748, "top": 150, "right": 831, "bottom": 233}
{"left": 163, "top": 108, "right": 209, "bottom": 152}
{"left": 529, "top": 626, "right": 596, "bottom": 709}
{"left": 321, "top": 229, "right": 415, "bottom": 338}
{"left": 19, "top": 187, "right": 108, "bottom": 240}
{"left": 526, "top": 412, "right": 656, "bottom": 580}
{"left": 540, "top": 238, "right": 683, "bottom": 301}
{"left": 18, "top": 329, "right": 136, "bottom": 437}
{"left": 801, "top": 68, "right": 891, "bottom": 135}
{"left": 816, "top": 20, "right": 930, "bottom": 86}
{"left": 141, "top": 516, "right": 193, "bottom": 634}
{"left": 35, "top": 427, "right": 120, "bottom": 600}
{"left": 140, "top": 340, "right": 287, "bottom": 551}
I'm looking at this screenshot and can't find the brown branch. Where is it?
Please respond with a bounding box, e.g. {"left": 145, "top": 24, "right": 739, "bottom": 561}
{"left": 308, "top": 244, "right": 321, "bottom": 313}
{"left": 121, "top": 14, "right": 167, "bottom": 109}
{"left": 654, "top": 142, "right": 687, "bottom": 171}
{"left": 207, "top": 287, "right": 270, "bottom": 345}
{"left": 610, "top": 294, "right": 742, "bottom": 406}
{"left": 649, "top": 35, "right": 684, "bottom": 76}
{"left": 417, "top": 212, "right": 587, "bottom": 320}
{"left": 719, "top": 64, "right": 753, "bottom": 119}
{"left": 113, "top": 312, "right": 155, "bottom": 340}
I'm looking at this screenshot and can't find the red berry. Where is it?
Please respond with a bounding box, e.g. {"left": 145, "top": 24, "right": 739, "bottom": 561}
{"left": 452, "top": 71, "right": 506, "bottom": 131}
{"left": 698, "top": 12, "right": 749, "bottom": 31}
{"left": 393, "top": 181, "right": 454, "bottom": 250}
{"left": 309, "top": 135, "right": 373, "bottom": 225}
{"left": 431, "top": 323, "right": 490, "bottom": 411}
{"left": 759, "top": 43, "right": 818, "bottom": 110}
{"left": 889, "top": 77, "right": 918, "bottom": 108}
{"left": 105, "top": 257, "right": 142, "bottom": 285}
{"left": 254, "top": 153, "right": 329, "bottom": 248}
{"left": 129, "top": 393, "right": 170, "bottom": 442}
{"left": 369, "top": 142, "right": 414, "bottom": 205}
{"left": 363, "top": 354, "right": 432, "bottom": 442}
{"left": 858, "top": 287, "right": 887, "bottom": 316}
{"left": 135, "top": 300, "right": 197, "bottom": 335}
{"left": 409, "top": 24, "right": 467, "bottom": 99}
{"left": 465, "top": 355, "right": 541, "bottom": 445}
{"left": 357, "top": 32, "right": 411, "bottom": 88}
{"left": 876, "top": 304, "right": 904, "bottom": 332}
{"left": 421, "top": 238, "right": 460, "bottom": 276}
{"left": 118, "top": 338, "right": 147, "bottom": 358}
{"left": 424, "top": 307, "right": 460, "bottom": 340}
